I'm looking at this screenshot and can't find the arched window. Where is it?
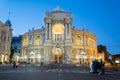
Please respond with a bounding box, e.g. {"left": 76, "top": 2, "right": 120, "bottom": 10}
{"left": 76, "top": 36, "right": 82, "bottom": 45}
{"left": 52, "top": 23, "right": 64, "bottom": 41}
{"left": 35, "top": 35, "right": 41, "bottom": 45}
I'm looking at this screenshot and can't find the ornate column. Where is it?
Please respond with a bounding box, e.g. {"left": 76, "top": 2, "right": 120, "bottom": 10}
{"left": 40, "top": 35, "right": 42, "bottom": 44}
{"left": 65, "top": 23, "right": 72, "bottom": 41}
{"left": 44, "top": 46, "right": 51, "bottom": 63}
{"left": 45, "top": 23, "right": 48, "bottom": 40}
{"left": 69, "top": 24, "right": 71, "bottom": 39}
{"left": 65, "top": 46, "right": 72, "bottom": 64}
{"left": 49, "top": 23, "right": 51, "bottom": 40}
{"left": 65, "top": 23, "right": 71, "bottom": 40}
{"left": 0, "top": 31, "right": 1, "bottom": 41}
{"left": 5, "top": 33, "right": 8, "bottom": 52}
{"left": 65, "top": 24, "right": 68, "bottom": 40}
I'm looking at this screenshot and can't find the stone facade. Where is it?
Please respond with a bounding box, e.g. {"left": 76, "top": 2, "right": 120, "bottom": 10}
{"left": 21, "top": 7, "right": 98, "bottom": 64}
{"left": 0, "top": 20, "right": 12, "bottom": 63}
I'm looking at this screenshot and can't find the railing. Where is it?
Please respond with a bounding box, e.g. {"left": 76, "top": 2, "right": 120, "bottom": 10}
{"left": 52, "top": 40, "right": 64, "bottom": 44}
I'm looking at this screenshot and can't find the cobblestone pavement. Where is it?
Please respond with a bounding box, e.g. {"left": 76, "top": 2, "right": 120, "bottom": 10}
{"left": 0, "top": 65, "right": 120, "bottom": 80}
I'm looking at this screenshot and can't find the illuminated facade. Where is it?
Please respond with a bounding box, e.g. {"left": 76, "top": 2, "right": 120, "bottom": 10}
{"left": 0, "top": 20, "right": 12, "bottom": 63}
{"left": 21, "top": 7, "right": 98, "bottom": 64}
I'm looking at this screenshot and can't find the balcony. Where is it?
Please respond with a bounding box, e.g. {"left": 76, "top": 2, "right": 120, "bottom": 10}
{"left": 52, "top": 40, "right": 64, "bottom": 44}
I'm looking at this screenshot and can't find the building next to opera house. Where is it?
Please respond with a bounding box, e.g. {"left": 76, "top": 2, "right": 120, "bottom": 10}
{"left": 0, "top": 20, "right": 12, "bottom": 63}
{"left": 21, "top": 7, "right": 103, "bottom": 64}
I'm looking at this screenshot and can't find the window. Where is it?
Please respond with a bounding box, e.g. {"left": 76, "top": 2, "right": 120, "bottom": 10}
{"left": 52, "top": 23, "right": 64, "bottom": 41}
{"left": 76, "top": 36, "right": 82, "bottom": 45}
{"left": 35, "top": 35, "right": 41, "bottom": 45}
{"left": 23, "top": 36, "right": 28, "bottom": 46}
{"left": 29, "top": 35, "right": 32, "bottom": 45}
{"left": 54, "top": 34, "right": 63, "bottom": 41}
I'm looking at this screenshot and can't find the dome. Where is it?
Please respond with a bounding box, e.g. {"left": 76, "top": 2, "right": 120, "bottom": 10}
{"left": 4, "top": 20, "right": 12, "bottom": 27}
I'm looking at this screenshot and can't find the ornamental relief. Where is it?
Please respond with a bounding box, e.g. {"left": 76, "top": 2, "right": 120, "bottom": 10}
{"left": 51, "top": 13, "right": 66, "bottom": 19}
{"left": 52, "top": 20, "right": 64, "bottom": 24}
{"left": 64, "top": 18, "right": 72, "bottom": 23}
{"left": 45, "top": 18, "right": 52, "bottom": 23}
{"left": 74, "top": 35, "right": 82, "bottom": 45}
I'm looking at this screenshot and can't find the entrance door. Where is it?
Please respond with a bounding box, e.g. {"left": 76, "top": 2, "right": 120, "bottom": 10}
{"left": 53, "top": 48, "right": 63, "bottom": 64}
{"left": 29, "top": 52, "right": 35, "bottom": 63}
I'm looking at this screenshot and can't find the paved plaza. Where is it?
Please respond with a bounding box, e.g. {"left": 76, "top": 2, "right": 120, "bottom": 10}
{"left": 0, "top": 65, "right": 120, "bottom": 80}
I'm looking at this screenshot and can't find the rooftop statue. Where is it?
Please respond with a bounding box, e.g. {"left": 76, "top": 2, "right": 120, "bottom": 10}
{"left": 54, "top": 6, "right": 62, "bottom": 11}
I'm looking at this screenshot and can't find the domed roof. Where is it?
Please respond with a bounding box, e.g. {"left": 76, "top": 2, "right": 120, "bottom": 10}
{"left": 4, "top": 19, "right": 12, "bottom": 27}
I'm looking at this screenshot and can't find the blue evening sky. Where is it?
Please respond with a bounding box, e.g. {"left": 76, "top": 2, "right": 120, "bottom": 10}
{"left": 0, "top": 0, "right": 120, "bottom": 54}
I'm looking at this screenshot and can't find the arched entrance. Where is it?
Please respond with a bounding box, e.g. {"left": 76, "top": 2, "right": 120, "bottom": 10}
{"left": 29, "top": 51, "right": 35, "bottom": 63}
{"left": 52, "top": 48, "right": 63, "bottom": 64}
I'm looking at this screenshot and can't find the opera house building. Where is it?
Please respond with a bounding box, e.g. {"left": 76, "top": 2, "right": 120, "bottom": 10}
{"left": 21, "top": 7, "right": 98, "bottom": 64}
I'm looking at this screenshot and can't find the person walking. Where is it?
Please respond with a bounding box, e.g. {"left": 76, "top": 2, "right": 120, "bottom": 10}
{"left": 93, "top": 60, "right": 99, "bottom": 74}
{"left": 16, "top": 62, "right": 19, "bottom": 68}
{"left": 13, "top": 61, "right": 16, "bottom": 69}
{"left": 101, "top": 62, "right": 105, "bottom": 75}
{"left": 89, "top": 61, "right": 93, "bottom": 73}
{"left": 99, "top": 62, "right": 105, "bottom": 75}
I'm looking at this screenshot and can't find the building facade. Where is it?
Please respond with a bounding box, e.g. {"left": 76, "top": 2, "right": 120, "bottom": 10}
{"left": 112, "top": 54, "right": 120, "bottom": 70}
{"left": 21, "top": 7, "right": 98, "bottom": 64}
{"left": 0, "top": 20, "right": 12, "bottom": 63}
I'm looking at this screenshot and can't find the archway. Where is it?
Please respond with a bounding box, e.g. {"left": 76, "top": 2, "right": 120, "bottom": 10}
{"left": 52, "top": 48, "right": 63, "bottom": 64}
{"left": 29, "top": 51, "right": 35, "bottom": 63}
{"left": 52, "top": 23, "right": 64, "bottom": 41}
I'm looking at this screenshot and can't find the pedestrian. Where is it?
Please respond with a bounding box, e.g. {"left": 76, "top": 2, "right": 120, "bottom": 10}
{"left": 40, "top": 61, "right": 43, "bottom": 66}
{"left": 92, "top": 60, "right": 99, "bottom": 74}
{"left": 96, "top": 60, "right": 100, "bottom": 74}
{"left": 99, "top": 62, "right": 105, "bottom": 75}
{"left": 16, "top": 62, "right": 19, "bottom": 68}
{"left": 89, "top": 61, "right": 93, "bottom": 73}
{"left": 98, "top": 60, "right": 102, "bottom": 73}
{"left": 13, "top": 61, "right": 16, "bottom": 69}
